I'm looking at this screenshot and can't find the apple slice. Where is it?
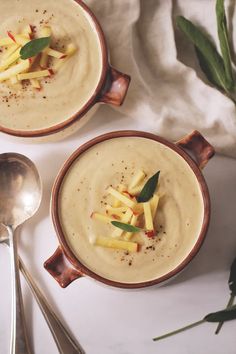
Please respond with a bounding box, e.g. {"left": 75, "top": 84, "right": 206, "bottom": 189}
{"left": 143, "top": 201, "right": 154, "bottom": 231}
{"left": 128, "top": 170, "right": 146, "bottom": 191}
{"left": 111, "top": 208, "right": 133, "bottom": 238}
{"left": 108, "top": 186, "right": 136, "bottom": 209}
{"left": 30, "top": 78, "right": 41, "bottom": 89}
{"left": 0, "top": 59, "right": 30, "bottom": 82}
{"left": 45, "top": 48, "right": 66, "bottom": 59}
{"left": 128, "top": 183, "right": 145, "bottom": 196}
{"left": 106, "top": 205, "right": 128, "bottom": 218}
{"left": 150, "top": 194, "right": 159, "bottom": 218}
{"left": 53, "top": 43, "right": 77, "bottom": 71}
{"left": 132, "top": 203, "right": 143, "bottom": 215}
{"left": 124, "top": 214, "right": 139, "bottom": 241}
{"left": 1, "top": 44, "right": 20, "bottom": 61}
{"left": 91, "top": 212, "right": 115, "bottom": 224}
{"left": 112, "top": 184, "right": 126, "bottom": 208}
{"left": 17, "top": 69, "right": 52, "bottom": 80}
{"left": 0, "top": 47, "right": 21, "bottom": 71}
{"left": 22, "top": 25, "right": 33, "bottom": 37}
{"left": 10, "top": 76, "right": 18, "bottom": 84}
{"left": 0, "top": 33, "right": 30, "bottom": 46}
{"left": 95, "top": 236, "right": 138, "bottom": 252}
{"left": 39, "top": 26, "right": 52, "bottom": 68}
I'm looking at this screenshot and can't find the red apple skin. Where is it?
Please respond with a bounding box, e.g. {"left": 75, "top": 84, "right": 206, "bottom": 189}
{"left": 145, "top": 230, "right": 156, "bottom": 238}
{"left": 48, "top": 68, "right": 54, "bottom": 76}
{"left": 7, "top": 31, "right": 16, "bottom": 43}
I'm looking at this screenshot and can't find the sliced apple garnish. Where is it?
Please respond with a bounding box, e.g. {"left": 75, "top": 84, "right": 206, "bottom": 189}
{"left": 106, "top": 205, "right": 128, "bottom": 218}
{"left": 91, "top": 212, "right": 115, "bottom": 224}
{"left": 53, "top": 43, "right": 77, "bottom": 71}
{"left": 22, "top": 25, "right": 33, "bottom": 38}
{"left": 95, "top": 237, "right": 138, "bottom": 252}
{"left": 112, "top": 184, "right": 126, "bottom": 208}
{"left": 143, "top": 201, "right": 154, "bottom": 231}
{"left": 108, "top": 186, "right": 136, "bottom": 209}
{"left": 10, "top": 76, "right": 18, "bottom": 85}
{"left": 124, "top": 214, "right": 139, "bottom": 241}
{"left": 0, "top": 59, "right": 30, "bottom": 82}
{"left": 17, "top": 69, "right": 52, "bottom": 80}
{"left": 1, "top": 44, "right": 20, "bottom": 61}
{"left": 150, "top": 194, "right": 159, "bottom": 218}
{"left": 128, "top": 183, "right": 145, "bottom": 196}
{"left": 39, "top": 26, "right": 52, "bottom": 68}
{"left": 0, "top": 47, "right": 21, "bottom": 72}
{"left": 40, "top": 26, "right": 52, "bottom": 37}
{"left": 131, "top": 203, "right": 143, "bottom": 215}
{"left": 30, "top": 78, "right": 41, "bottom": 89}
{"left": 111, "top": 208, "right": 133, "bottom": 238}
{"left": 45, "top": 48, "right": 66, "bottom": 59}
{"left": 128, "top": 170, "right": 146, "bottom": 191}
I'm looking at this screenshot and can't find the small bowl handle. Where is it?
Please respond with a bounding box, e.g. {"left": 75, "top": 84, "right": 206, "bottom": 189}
{"left": 97, "top": 66, "right": 131, "bottom": 106}
{"left": 44, "top": 246, "right": 83, "bottom": 288}
{"left": 176, "top": 130, "right": 215, "bottom": 169}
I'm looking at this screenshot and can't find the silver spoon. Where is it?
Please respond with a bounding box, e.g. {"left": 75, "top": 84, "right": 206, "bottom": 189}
{"left": 0, "top": 153, "right": 85, "bottom": 354}
{"left": 0, "top": 153, "right": 42, "bottom": 354}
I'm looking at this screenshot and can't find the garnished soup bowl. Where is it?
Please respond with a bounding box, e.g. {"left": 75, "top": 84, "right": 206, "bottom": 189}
{"left": 44, "top": 130, "right": 214, "bottom": 289}
{"left": 0, "top": 0, "right": 130, "bottom": 141}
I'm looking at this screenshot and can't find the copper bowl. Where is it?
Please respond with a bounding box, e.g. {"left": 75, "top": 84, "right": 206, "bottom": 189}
{"left": 44, "top": 130, "right": 215, "bottom": 289}
{"left": 0, "top": 0, "right": 130, "bottom": 140}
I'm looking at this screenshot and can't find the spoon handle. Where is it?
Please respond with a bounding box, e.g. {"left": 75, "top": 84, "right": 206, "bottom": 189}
{"left": 19, "top": 257, "right": 85, "bottom": 354}
{"left": 7, "top": 226, "right": 32, "bottom": 354}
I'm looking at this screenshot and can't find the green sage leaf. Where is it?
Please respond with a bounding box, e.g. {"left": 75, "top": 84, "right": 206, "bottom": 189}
{"left": 137, "top": 171, "right": 160, "bottom": 203}
{"left": 195, "top": 46, "right": 223, "bottom": 89}
{"left": 204, "top": 304, "right": 236, "bottom": 322}
{"left": 216, "top": 0, "right": 234, "bottom": 90}
{"left": 176, "top": 16, "right": 231, "bottom": 92}
{"left": 111, "top": 221, "right": 142, "bottom": 233}
{"left": 20, "top": 37, "right": 51, "bottom": 60}
{"left": 229, "top": 257, "right": 236, "bottom": 295}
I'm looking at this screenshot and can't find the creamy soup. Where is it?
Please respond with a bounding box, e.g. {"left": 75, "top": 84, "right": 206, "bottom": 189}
{"left": 0, "top": 0, "right": 102, "bottom": 131}
{"left": 59, "top": 137, "right": 204, "bottom": 284}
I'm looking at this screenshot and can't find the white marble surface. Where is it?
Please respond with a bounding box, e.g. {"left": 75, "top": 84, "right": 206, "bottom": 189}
{"left": 0, "top": 105, "right": 236, "bottom": 354}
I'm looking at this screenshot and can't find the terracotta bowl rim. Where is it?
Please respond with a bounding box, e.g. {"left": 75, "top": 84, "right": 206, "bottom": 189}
{"left": 0, "top": 0, "right": 108, "bottom": 138}
{"left": 51, "top": 130, "right": 211, "bottom": 289}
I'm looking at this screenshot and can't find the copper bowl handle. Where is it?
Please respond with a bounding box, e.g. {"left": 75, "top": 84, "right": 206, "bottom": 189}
{"left": 44, "top": 246, "right": 83, "bottom": 288}
{"left": 176, "top": 130, "right": 215, "bottom": 169}
{"left": 97, "top": 66, "right": 131, "bottom": 106}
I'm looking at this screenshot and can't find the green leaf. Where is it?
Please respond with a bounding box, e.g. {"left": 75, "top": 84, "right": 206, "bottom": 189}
{"left": 137, "top": 171, "right": 160, "bottom": 203}
{"left": 229, "top": 257, "right": 236, "bottom": 295}
{"left": 111, "top": 221, "right": 142, "bottom": 233}
{"left": 176, "top": 16, "right": 231, "bottom": 93}
{"left": 195, "top": 46, "right": 223, "bottom": 88}
{"left": 216, "top": 0, "right": 234, "bottom": 91}
{"left": 153, "top": 305, "right": 236, "bottom": 342}
{"left": 205, "top": 305, "right": 236, "bottom": 322}
{"left": 20, "top": 37, "right": 51, "bottom": 60}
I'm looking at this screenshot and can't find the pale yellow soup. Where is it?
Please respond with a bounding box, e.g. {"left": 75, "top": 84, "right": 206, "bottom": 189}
{"left": 58, "top": 137, "right": 205, "bottom": 284}
{"left": 0, "top": 0, "right": 102, "bottom": 131}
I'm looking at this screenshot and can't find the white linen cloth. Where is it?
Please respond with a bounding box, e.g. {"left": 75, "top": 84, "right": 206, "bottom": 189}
{"left": 87, "top": 0, "right": 236, "bottom": 157}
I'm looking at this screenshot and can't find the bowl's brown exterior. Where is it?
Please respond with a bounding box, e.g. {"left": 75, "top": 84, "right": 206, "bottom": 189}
{"left": 51, "top": 130, "right": 211, "bottom": 289}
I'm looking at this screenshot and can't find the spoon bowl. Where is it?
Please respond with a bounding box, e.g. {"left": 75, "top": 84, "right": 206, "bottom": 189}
{"left": 0, "top": 153, "right": 42, "bottom": 354}
{"left": 0, "top": 153, "right": 41, "bottom": 228}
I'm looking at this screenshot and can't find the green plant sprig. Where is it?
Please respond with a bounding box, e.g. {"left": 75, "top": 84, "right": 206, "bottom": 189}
{"left": 176, "top": 0, "right": 235, "bottom": 104}
{"left": 215, "top": 256, "right": 236, "bottom": 334}
{"left": 153, "top": 305, "right": 236, "bottom": 342}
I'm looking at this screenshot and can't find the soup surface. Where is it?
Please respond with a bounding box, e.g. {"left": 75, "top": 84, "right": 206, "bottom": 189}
{"left": 0, "top": 0, "right": 102, "bottom": 131}
{"left": 59, "top": 137, "right": 204, "bottom": 284}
